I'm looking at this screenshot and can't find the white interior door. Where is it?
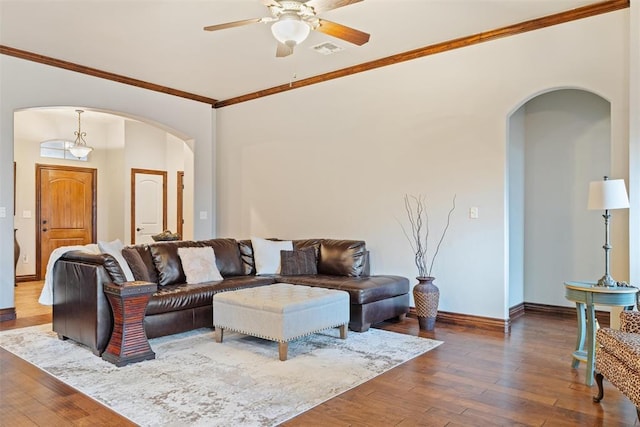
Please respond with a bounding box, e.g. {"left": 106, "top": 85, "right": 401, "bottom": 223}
{"left": 132, "top": 169, "right": 167, "bottom": 244}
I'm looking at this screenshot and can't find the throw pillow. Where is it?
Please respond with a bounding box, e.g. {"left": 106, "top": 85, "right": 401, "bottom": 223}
{"left": 122, "top": 247, "right": 154, "bottom": 282}
{"left": 250, "top": 237, "right": 293, "bottom": 275}
{"left": 98, "top": 239, "right": 135, "bottom": 282}
{"left": 317, "top": 239, "right": 367, "bottom": 277}
{"left": 238, "top": 240, "right": 256, "bottom": 275}
{"left": 280, "top": 247, "right": 318, "bottom": 276}
{"left": 177, "top": 246, "right": 223, "bottom": 284}
{"left": 200, "top": 238, "right": 243, "bottom": 276}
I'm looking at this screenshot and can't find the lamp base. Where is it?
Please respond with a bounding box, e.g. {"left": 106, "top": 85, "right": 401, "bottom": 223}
{"left": 596, "top": 274, "right": 618, "bottom": 287}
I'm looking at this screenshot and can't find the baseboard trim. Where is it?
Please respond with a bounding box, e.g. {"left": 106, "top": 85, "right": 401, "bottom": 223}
{"left": 523, "top": 302, "right": 611, "bottom": 327}
{"left": 509, "top": 302, "right": 525, "bottom": 320}
{"left": 437, "top": 310, "right": 511, "bottom": 333}
{"left": 0, "top": 307, "right": 17, "bottom": 322}
{"left": 408, "top": 301, "right": 612, "bottom": 334}
{"left": 16, "top": 274, "right": 38, "bottom": 283}
{"left": 409, "top": 308, "right": 510, "bottom": 333}
{"left": 523, "top": 302, "right": 575, "bottom": 317}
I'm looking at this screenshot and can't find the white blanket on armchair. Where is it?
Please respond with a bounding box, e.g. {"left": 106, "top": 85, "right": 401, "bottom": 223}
{"left": 38, "top": 244, "right": 101, "bottom": 305}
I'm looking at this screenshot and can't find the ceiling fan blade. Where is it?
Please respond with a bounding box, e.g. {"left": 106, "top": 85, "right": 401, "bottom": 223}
{"left": 276, "top": 42, "right": 293, "bottom": 58}
{"left": 203, "top": 18, "right": 262, "bottom": 32}
{"left": 316, "top": 19, "right": 370, "bottom": 46}
{"left": 305, "top": 0, "right": 363, "bottom": 14}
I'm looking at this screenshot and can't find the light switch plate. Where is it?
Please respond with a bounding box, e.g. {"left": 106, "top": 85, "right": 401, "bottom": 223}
{"left": 22, "top": 210, "right": 32, "bottom": 218}
{"left": 199, "top": 211, "right": 207, "bottom": 220}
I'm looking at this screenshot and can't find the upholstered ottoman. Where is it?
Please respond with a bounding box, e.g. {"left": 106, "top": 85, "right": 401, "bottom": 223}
{"left": 213, "top": 283, "right": 349, "bottom": 361}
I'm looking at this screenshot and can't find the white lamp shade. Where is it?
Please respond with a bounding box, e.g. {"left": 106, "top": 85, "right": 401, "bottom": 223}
{"left": 271, "top": 15, "right": 310, "bottom": 46}
{"left": 587, "top": 179, "right": 630, "bottom": 210}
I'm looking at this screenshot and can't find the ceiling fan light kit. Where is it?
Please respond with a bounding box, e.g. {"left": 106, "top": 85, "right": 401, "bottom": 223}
{"left": 204, "top": 0, "right": 368, "bottom": 58}
{"left": 271, "top": 13, "right": 311, "bottom": 47}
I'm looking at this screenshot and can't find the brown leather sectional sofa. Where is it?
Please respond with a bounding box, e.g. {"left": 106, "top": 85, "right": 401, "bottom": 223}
{"left": 52, "top": 238, "right": 410, "bottom": 356}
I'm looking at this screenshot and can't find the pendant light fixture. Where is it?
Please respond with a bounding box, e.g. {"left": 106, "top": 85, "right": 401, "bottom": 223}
{"left": 68, "top": 109, "right": 93, "bottom": 158}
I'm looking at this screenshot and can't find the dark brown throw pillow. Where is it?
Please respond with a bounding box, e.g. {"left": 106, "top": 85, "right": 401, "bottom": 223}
{"left": 102, "top": 254, "right": 127, "bottom": 284}
{"left": 317, "top": 239, "right": 366, "bottom": 277}
{"left": 122, "top": 247, "right": 154, "bottom": 282}
{"left": 280, "top": 247, "right": 318, "bottom": 276}
{"left": 201, "top": 238, "right": 244, "bottom": 277}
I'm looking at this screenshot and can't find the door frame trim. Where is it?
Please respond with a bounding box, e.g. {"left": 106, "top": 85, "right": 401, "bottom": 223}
{"left": 177, "top": 171, "right": 184, "bottom": 240}
{"left": 35, "top": 163, "right": 97, "bottom": 280}
{"left": 131, "top": 168, "right": 167, "bottom": 244}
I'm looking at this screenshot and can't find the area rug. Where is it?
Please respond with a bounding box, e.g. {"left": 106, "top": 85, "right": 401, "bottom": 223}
{"left": 0, "top": 324, "right": 441, "bottom": 426}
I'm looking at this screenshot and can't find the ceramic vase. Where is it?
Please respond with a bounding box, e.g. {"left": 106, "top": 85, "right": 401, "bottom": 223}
{"left": 413, "top": 276, "right": 439, "bottom": 331}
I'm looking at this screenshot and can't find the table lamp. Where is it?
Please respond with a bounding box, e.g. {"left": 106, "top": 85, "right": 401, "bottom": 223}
{"left": 587, "top": 176, "right": 630, "bottom": 287}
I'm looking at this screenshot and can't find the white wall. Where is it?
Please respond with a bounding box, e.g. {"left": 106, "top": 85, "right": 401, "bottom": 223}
{"left": 507, "top": 107, "right": 525, "bottom": 309}
{"left": 523, "top": 90, "right": 612, "bottom": 307}
{"left": 0, "top": 55, "right": 214, "bottom": 311}
{"left": 105, "top": 120, "right": 126, "bottom": 241}
{"left": 216, "top": 11, "right": 630, "bottom": 320}
{"left": 630, "top": 0, "right": 640, "bottom": 290}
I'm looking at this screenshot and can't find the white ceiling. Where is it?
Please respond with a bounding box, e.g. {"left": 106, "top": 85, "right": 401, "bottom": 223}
{"left": 1, "top": 0, "right": 600, "bottom": 102}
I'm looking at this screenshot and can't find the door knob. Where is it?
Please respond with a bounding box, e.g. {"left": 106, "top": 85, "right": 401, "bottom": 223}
{"left": 136, "top": 227, "right": 144, "bottom": 232}
{"left": 42, "top": 228, "right": 48, "bottom": 232}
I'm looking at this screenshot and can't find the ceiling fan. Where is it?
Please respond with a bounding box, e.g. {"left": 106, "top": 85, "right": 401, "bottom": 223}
{"left": 204, "top": 0, "right": 370, "bottom": 57}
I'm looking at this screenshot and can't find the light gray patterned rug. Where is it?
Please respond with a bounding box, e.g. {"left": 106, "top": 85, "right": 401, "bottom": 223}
{"left": 0, "top": 324, "right": 442, "bottom": 426}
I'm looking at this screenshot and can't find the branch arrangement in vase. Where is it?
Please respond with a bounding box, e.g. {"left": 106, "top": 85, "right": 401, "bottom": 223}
{"left": 400, "top": 194, "right": 456, "bottom": 278}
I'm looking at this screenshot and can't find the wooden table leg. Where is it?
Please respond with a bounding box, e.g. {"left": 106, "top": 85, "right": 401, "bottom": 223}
{"left": 572, "top": 302, "right": 586, "bottom": 369}
{"left": 340, "top": 324, "right": 348, "bottom": 339}
{"left": 279, "top": 342, "right": 288, "bottom": 361}
{"left": 215, "top": 327, "right": 224, "bottom": 343}
{"left": 585, "top": 301, "right": 596, "bottom": 386}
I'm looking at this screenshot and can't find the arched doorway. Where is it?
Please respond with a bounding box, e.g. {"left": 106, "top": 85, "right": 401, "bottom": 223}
{"left": 13, "top": 107, "right": 195, "bottom": 282}
{"left": 507, "top": 89, "right": 623, "bottom": 313}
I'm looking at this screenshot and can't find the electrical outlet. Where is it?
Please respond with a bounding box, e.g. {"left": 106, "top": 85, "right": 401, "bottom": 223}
{"left": 469, "top": 207, "right": 479, "bottom": 219}
{"left": 0, "top": 207, "right": 6, "bottom": 218}
{"left": 22, "top": 254, "right": 28, "bottom": 263}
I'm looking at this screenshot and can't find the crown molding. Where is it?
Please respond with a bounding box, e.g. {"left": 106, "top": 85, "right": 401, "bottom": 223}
{"left": 214, "top": 0, "right": 629, "bottom": 108}
{"left": 0, "top": 45, "right": 218, "bottom": 106}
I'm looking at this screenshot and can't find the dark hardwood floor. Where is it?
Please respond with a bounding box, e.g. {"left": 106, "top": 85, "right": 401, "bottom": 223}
{"left": 1, "top": 281, "right": 638, "bottom": 426}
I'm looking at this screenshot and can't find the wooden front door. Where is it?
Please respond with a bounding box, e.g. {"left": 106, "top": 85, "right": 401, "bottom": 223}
{"left": 36, "top": 164, "right": 96, "bottom": 279}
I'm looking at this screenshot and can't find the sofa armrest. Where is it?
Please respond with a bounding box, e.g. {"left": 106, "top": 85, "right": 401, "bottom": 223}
{"left": 61, "top": 250, "right": 127, "bottom": 283}
{"left": 53, "top": 253, "right": 116, "bottom": 355}
{"left": 620, "top": 311, "right": 640, "bottom": 334}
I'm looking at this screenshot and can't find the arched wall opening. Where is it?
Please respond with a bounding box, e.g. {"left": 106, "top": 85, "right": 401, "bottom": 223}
{"left": 13, "top": 106, "right": 196, "bottom": 280}
{"left": 0, "top": 54, "right": 215, "bottom": 318}
{"left": 507, "top": 88, "right": 627, "bottom": 312}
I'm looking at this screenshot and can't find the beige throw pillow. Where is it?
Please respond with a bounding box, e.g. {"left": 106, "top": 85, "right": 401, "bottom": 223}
{"left": 177, "top": 247, "right": 223, "bottom": 284}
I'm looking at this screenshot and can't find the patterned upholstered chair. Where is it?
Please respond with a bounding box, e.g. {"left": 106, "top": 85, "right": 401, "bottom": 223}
{"left": 593, "top": 310, "right": 640, "bottom": 421}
